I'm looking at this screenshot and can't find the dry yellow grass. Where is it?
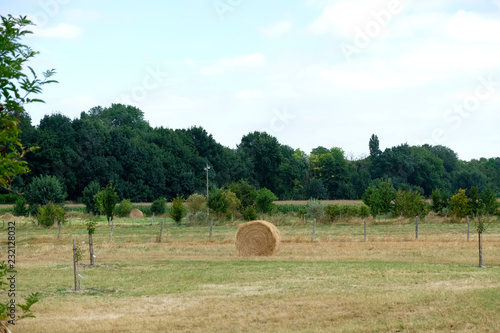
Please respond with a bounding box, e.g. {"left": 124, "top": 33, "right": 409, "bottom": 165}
{"left": 6, "top": 222, "right": 500, "bottom": 333}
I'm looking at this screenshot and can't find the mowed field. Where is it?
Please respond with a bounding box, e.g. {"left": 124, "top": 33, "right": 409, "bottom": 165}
{"left": 3, "top": 214, "right": 500, "bottom": 332}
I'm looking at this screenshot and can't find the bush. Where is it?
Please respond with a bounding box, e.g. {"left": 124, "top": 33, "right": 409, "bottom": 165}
{"left": 13, "top": 196, "right": 27, "bottom": 217}
{"left": 170, "top": 196, "right": 186, "bottom": 224}
{"left": 339, "top": 205, "right": 359, "bottom": 217}
{"left": 37, "top": 202, "right": 65, "bottom": 227}
{"left": 362, "top": 179, "right": 396, "bottom": 218}
{"left": 187, "top": 211, "right": 208, "bottom": 224}
{"left": 242, "top": 206, "right": 257, "bottom": 221}
{"left": 228, "top": 180, "right": 257, "bottom": 209}
{"left": 358, "top": 205, "right": 371, "bottom": 218}
{"left": 151, "top": 197, "right": 167, "bottom": 215}
{"left": 115, "top": 199, "right": 133, "bottom": 217}
{"left": 186, "top": 193, "right": 207, "bottom": 213}
{"left": 0, "top": 193, "right": 21, "bottom": 204}
{"left": 94, "top": 181, "right": 119, "bottom": 222}
{"left": 325, "top": 205, "right": 340, "bottom": 222}
{"left": 393, "top": 190, "right": 428, "bottom": 218}
{"left": 450, "top": 189, "right": 469, "bottom": 218}
{"left": 82, "top": 181, "right": 101, "bottom": 215}
{"left": 208, "top": 188, "right": 229, "bottom": 218}
{"left": 306, "top": 199, "right": 325, "bottom": 220}
{"left": 26, "top": 175, "right": 67, "bottom": 207}
{"left": 255, "top": 188, "right": 278, "bottom": 214}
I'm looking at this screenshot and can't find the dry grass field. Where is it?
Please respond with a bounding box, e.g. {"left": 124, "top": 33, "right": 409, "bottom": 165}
{"left": 2, "top": 215, "right": 500, "bottom": 332}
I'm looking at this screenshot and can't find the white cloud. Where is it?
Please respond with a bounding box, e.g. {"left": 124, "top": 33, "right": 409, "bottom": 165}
{"left": 445, "top": 10, "right": 500, "bottom": 43}
{"left": 308, "top": 0, "right": 407, "bottom": 38}
{"left": 235, "top": 89, "right": 265, "bottom": 99}
{"left": 259, "top": 20, "right": 292, "bottom": 38}
{"left": 64, "top": 8, "right": 104, "bottom": 21}
{"left": 200, "top": 53, "right": 266, "bottom": 76}
{"left": 34, "top": 23, "right": 82, "bottom": 39}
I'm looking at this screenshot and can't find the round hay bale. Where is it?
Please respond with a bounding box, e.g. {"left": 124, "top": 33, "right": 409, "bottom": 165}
{"left": 3, "top": 212, "right": 14, "bottom": 220}
{"left": 235, "top": 220, "right": 280, "bottom": 256}
{"left": 129, "top": 209, "right": 143, "bottom": 219}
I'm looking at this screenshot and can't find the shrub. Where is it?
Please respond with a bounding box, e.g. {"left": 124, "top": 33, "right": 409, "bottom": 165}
{"left": 207, "top": 188, "right": 229, "bottom": 218}
{"left": 339, "top": 205, "right": 359, "bottom": 217}
{"left": 187, "top": 211, "right": 208, "bottom": 224}
{"left": 481, "top": 185, "right": 499, "bottom": 215}
{"left": 242, "top": 206, "right": 257, "bottom": 221}
{"left": 255, "top": 188, "right": 278, "bottom": 214}
{"left": 82, "top": 181, "right": 101, "bottom": 215}
{"left": 228, "top": 180, "right": 257, "bottom": 209}
{"left": 358, "top": 204, "right": 371, "bottom": 218}
{"left": 26, "top": 175, "right": 67, "bottom": 207}
{"left": 151, "top": 197, "right": 167, "bottom": 215}
{"left": 393, "top": 190, "right": 428, "bottom": 218}
{"left": 325, "top": 204, "right": 340, "bottom": 222}
{"left": 115, "top": 199, "right": 133, "bottom": 217}
{"left": 431, "top": 188, "right": 450, "bottom": 214}
{"left": 306, "top": 199, "right": 325, "bottom": 220}
{"left": 13, "top": 196, "right": 27, "bottom": 216}
{"left": 362, "top": 179, "right": 396, "bottom": 218}
{"left": 170, "top": 196, "right": 186, "bottom": 224}
{"left": 225, "top": 190, "right": 241, "bottom": 218}
{"left": 449, "top": 189, "right": 469, "bottom": 218}
{"left": 0, "top": 193, "right": 21, "bottom": 204}
{"left": 94, "top": 181, "right": 119, "bottom": 222}
{"left": 37, "top": 202, "right": 65, "bottom": 227}
{"left": 186, "top": 193, "right": 207, "bottom": 213}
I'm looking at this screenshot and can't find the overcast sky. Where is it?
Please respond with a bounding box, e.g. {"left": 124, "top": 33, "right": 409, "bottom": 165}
{"left": 2, "top": 0, "right": 500, "bottom": 161}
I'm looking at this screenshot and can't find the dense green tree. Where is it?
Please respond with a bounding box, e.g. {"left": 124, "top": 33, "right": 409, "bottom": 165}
{"left": 94, "top": 181, "right": 119, "bottom": 223}
{"left": 207, "top": 188, "right": 229, "bottom": 218}
{"left": 369, "top": 134, "right": 381, "bottom": 158}
{"left": 170, "top": 196, "right": 186, "bottom": 224}
{"left": 255, "top": 188, "right": 278, "bottom": 214}
{"left": 393, "top": 190, "right": 428, "bottom": 218}
{"left": 151, "top": 197, "right": 167, "bottom": 215}
{"left": 228, "top": 180, "right": 258, "bottom": 210}
{"left": 362, "top": 179, "right": 396, "bottom": 218}
{"left": 82, "top": 181, "right": 101, "bottom": 215}
{"left": 25, "top": 175, "right": 67, "bottom": 207}
{"left": 481, "top": 185, "right": 499, "bottom": 215}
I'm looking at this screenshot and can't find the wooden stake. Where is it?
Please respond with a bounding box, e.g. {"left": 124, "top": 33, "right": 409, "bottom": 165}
{"left": 467, "top": 216, "right": 470, "bottom": 241}
{"left": 415, "top": 216, "right": 419, "bottom": 240}
{"left": 311, "top": 218, "right": 317, "bottom": 242}
{"left": 158, "top": 221, "right": 164, "bottom": 243}
{"left": 73, "top": 239, "right": 77, "bottom": 291}
{"left": 364, "top": 217, "right": 367, "bottom": 242}
{"left": 209, "top": 218, "right": 214, "bottom": 240}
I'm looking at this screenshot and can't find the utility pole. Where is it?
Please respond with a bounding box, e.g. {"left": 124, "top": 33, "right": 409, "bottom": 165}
{"left": 204, "top": 163, "right": 210, "bottom": 216}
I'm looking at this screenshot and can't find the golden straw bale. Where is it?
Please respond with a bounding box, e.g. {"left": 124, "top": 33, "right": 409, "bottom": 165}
{"left": 129, "top": 209, "right": 143, "bottom": 219}
{"left": 235, "top": 220, "right": 280, "bottom": 256}
{"left": 3, "top": 212, "right": 14, "bottom": 220}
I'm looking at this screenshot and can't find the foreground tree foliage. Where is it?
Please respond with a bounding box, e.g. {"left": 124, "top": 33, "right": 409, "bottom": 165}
{"left": 0, "top": 15, "right": 56, "bottom": 193}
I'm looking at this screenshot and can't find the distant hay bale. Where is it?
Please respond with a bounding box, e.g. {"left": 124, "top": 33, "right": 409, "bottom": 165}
{"left": 3, "top": 213, "right": 14, "bottom": 220}
{"left": 129, "top": 209, "right": 143, "bottom": 219}
{"left": 235, "top": 220, "right": 280, "bottom": 256}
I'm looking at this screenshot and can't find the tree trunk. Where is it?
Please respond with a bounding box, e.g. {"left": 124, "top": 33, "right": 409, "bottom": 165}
{"left": 89, "top": 233, "right": 94, "bottom": 266}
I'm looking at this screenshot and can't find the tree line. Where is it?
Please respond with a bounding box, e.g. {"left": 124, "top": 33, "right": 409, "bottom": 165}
{"left": 3, "top": 104, "right": 499, "bottom": 203}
